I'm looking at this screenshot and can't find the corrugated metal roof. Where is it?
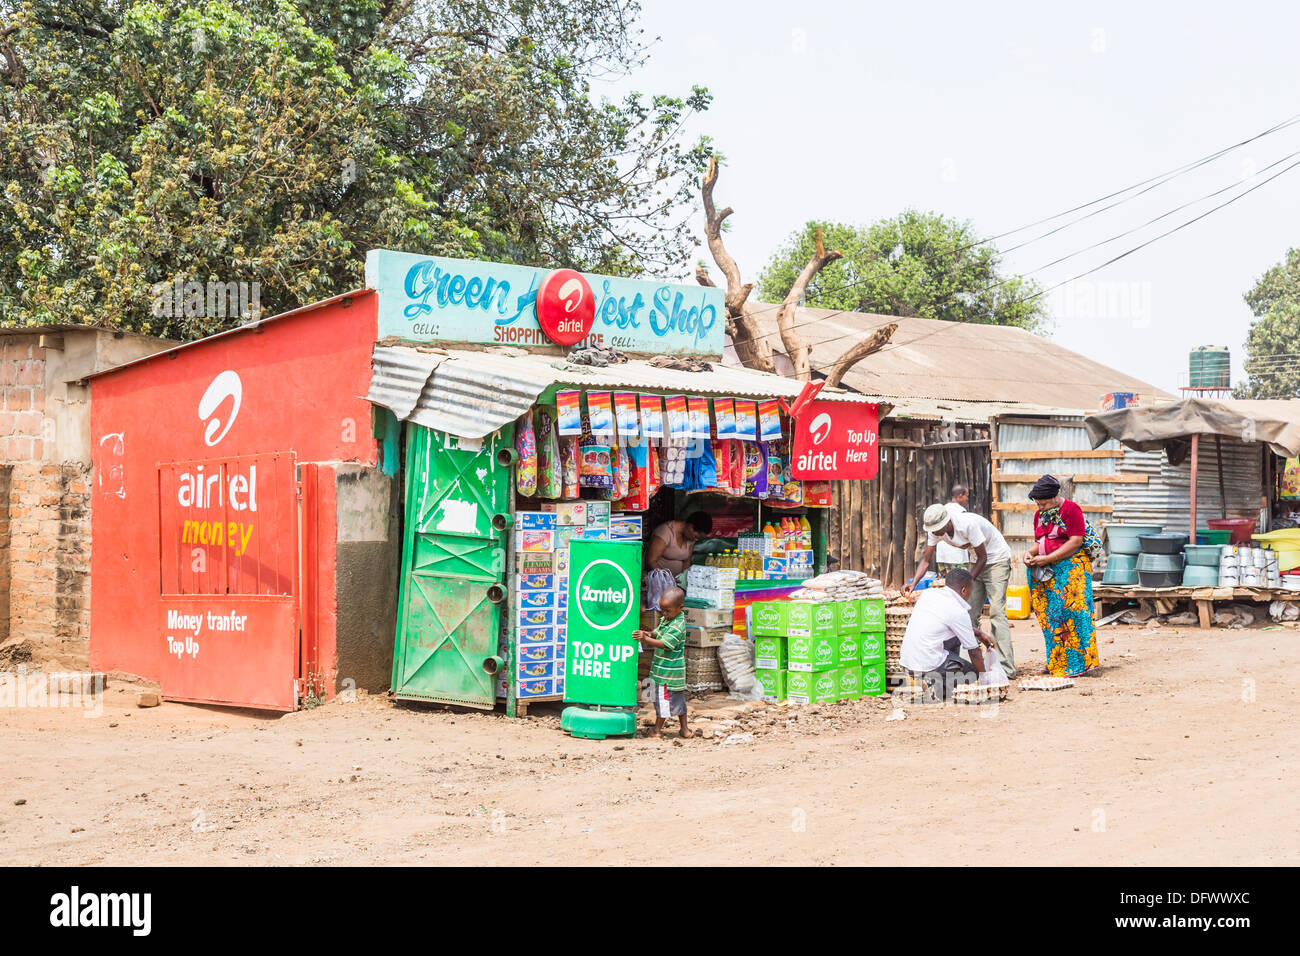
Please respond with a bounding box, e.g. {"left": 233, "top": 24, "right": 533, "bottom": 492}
{"left": 877, "top": 397, "right": 1091, "bottom": 424}
{"left": 1113, "top": 439, "right": 1265, "bottom": 533}
{"left": 730, "top": 304, "right": 1173, "bottom": 410}
{"left": 368, "top": 345, "right": 874, "bottom": 439}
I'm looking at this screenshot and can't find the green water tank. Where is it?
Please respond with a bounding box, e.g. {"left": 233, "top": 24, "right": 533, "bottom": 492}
{"left": 1189, "top": 345, "right": 1230, "bottom": 388}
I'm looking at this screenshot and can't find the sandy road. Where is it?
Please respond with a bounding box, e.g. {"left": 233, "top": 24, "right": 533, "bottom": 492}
{"left": 2, "top": 618, "right": 1296, "bottom": 866}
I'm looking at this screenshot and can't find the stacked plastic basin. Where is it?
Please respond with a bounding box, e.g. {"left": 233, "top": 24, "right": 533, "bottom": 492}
{"left": 1182, "top": 543, "right": 1221, "bottom": 587}
{"left": 1102, "top": 524, "right": 1160, "bottom": 586}
{"left": 1136, "top": 533, "right": 1187, "bottom": 587}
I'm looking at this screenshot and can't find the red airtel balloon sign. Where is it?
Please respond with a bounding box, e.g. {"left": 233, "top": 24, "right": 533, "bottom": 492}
{"left": 790, "top": 399, "right": 880, "bottom": 481}
{"left": 536, "top": 269, "right": 596, "bottom": 346}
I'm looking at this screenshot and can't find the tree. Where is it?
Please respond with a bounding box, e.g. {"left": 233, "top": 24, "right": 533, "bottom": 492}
{"left": 1237, "top": 248, "right": 1300, "bottom": 399}
{"left": 695, "top": 159, "right": 895, "bottom": 386}
{"left": 756, "top": 211, "right": 1047, "bottom": 331}
{"left": 0, "top": 0, "right": 712, "bottom": 337}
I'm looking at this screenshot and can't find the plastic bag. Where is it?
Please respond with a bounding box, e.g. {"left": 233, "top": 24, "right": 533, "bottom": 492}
{"left": 716, "top": 634, "right": 765, "bottom": 700}
{"left": 536, "top": 409, "right": 562, "bottom": 499}
{"left": 980, "top": 643, "right": 1008, "bottom": 686}
{"left": 515, "top": 412, "right": 537, "bottom": 497}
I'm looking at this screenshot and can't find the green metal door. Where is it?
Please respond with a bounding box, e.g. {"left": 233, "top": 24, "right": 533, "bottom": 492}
{"left": 392, "top": 424, "right": 513, "bottom": 707}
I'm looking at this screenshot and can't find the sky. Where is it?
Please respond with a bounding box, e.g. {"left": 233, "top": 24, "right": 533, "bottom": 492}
{"left": 604, "top": 0, "right": 1300, "bottom": 394}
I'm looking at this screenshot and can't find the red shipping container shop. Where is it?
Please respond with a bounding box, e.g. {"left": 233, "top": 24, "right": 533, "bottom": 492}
{"left": 89, "top": 291, "right": 398, "bottom": 710}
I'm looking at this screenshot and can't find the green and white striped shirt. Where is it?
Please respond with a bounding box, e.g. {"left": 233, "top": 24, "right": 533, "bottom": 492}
{"left": 649, "top": 614, "right": 687, "bottom": 691}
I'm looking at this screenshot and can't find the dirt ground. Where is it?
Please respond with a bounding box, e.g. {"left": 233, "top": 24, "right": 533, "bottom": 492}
{"left": 2, "top": 617, "right": 1297, "bottom": 866}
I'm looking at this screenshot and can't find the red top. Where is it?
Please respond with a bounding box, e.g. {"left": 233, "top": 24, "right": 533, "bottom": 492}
{"left": 1034, "top": 499, "right": 1086, "bottom": 556}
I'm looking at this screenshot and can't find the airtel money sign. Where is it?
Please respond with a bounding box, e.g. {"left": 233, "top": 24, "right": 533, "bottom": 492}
{"left": 789, "top": 399, "right": 879, "bottom": 481}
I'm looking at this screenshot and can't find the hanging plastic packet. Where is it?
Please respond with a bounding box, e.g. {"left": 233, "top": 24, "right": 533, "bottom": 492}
{"left": 515, "top": 412, "right": 538, "bottom": 497}
{"left": 561, "top": 436, "right": 581, "bottom": 498}
{"left": 536, "top": 408, "right": 562, "bottom": 499}
{"left": 612, "top": 444, "right": 631, "bottom": 498}
{"left": 766, "top": 442, "right": 786, "bottom": 501}
{"left": 579, "top": 445, "right": 613, "bottom": 490}
{"left": 742, "top": 441, "right": 768, "bottom": 498}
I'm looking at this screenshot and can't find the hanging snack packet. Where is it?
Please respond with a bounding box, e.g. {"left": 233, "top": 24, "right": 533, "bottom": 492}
{"left": 561, "top": 436, "right": 581, "bottom": 498}
{"left": 536, "top": 408, "right": 562, "bottom": 499}
{"left": 515, "top": 412, "right": 538, "bottom": 497}
{"left": 579, "top": 445, "right": 614, "bottom": 489}
{"left": 742, "top": 441, "right": 768, "bottom": 498}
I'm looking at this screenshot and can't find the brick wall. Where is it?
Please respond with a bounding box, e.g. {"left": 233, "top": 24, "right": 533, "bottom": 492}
{"left": 0, "top": 337, "right": 47, "bottom": 461}
{"left": 0, "top": 337, "right": 92, "bottom": 646}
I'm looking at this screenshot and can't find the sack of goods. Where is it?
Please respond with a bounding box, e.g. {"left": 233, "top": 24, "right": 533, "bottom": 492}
{"left": 789, "top": 570, "right": 885, "bottom": 602}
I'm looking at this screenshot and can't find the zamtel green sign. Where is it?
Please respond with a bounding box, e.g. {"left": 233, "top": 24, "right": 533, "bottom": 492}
{"left": 564, "top": 539, "right": 641, "bottom": 707}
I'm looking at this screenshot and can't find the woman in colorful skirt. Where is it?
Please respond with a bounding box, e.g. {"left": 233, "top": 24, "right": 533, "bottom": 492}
{"left": 1023, "top": 475, "right": 1100, "bottom": 677}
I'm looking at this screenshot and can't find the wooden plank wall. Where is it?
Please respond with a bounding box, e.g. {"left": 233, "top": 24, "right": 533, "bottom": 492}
{"left": 829, "top": 420, "right": 992, "bottom": 588}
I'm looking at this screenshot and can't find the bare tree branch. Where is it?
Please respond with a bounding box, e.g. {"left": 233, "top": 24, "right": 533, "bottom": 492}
{"left": 701, "top": 158, "right": 774, "bottom": 372}
{"left": 824, "top": 322, "right": 897, "bottom": 388}
{"left": 777, "top": 226, "right": 843, "bottom": 380}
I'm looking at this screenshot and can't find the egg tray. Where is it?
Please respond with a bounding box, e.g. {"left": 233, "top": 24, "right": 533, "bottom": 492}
{"left": 952, "top": 682, "right": 1010, "bottom": 705}
{"left": 1017, "top": 676, "right": 1075, "bottom": 692}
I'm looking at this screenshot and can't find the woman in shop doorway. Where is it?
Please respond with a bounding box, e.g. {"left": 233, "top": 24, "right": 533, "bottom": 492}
{"left": 644, "top": 512, "right": 713, "bottom": 610}
{"left": 1022, "top": 475, "right": 1100, "bottom": 677}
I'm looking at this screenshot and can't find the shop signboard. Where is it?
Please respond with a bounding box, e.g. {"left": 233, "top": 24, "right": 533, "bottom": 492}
{"left": 367, "top": 250, "right": 725, "bottom": 357}
{"left": 564, "top": 539, "right": 641, "bottom": 707}
{"left": 790, "top": 399, "right": 880, "bottom": 481}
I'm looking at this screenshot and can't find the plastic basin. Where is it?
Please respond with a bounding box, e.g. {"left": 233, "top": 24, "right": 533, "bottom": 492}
{"left": 1105, "top": 524, "right": 1162, "bottom": 555}
{"left": 1137, "top": 553, "right": 1184, "bottom": 572}
{"left": 1106, "top": 553, "right": 1137, "bottom": 572}
{"left": 1182, "top": 566, "right": 1219, "bottom": 587}
{"left": 1139, "top": 533, "right": 1189, "bottom": 554}
{"left": 1207, "top": 518, "right": 1257, "bottom": 544}
{"left": 1103, "top": 568, "right": 1138, "bottom": 586}
{"left": 1196, "top": 529, "right": 1232, "bottom": 545}
{"left": 1183, "top": 544, "right": 1224, "bottom": 566}
{"left": 1138, "top": 569, "right": 1183, "bottom": 587}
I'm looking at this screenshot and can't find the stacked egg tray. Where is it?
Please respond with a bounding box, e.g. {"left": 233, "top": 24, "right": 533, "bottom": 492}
{"left": 952, "top": 682, "right": 1010, "bottom": 705}
{"left": 684, "top": 644, "right": 725, "bottom": 693}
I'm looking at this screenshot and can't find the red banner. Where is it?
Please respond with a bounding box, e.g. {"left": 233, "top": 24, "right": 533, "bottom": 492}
{"left": 790, "top": 400, "right": 879, "bottom": 480}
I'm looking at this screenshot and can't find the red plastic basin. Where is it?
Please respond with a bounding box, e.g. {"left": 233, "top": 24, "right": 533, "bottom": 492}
{"left": 1206, "top": 518, "right": 1257, "bottom": 545}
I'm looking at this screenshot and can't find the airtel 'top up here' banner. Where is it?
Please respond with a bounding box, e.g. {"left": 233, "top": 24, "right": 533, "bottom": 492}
{"left": 789, "top": 400, "right": 880, "bottom": 481}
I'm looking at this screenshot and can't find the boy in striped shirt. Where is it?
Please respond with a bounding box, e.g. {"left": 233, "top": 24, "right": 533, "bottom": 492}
{"left": 637, "top": 586, "right": 692, "bottom": 738}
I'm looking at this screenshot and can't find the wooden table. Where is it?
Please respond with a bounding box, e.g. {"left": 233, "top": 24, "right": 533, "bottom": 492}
{"left": 1093, "top": 585, "right": 1300, "bottom": 629}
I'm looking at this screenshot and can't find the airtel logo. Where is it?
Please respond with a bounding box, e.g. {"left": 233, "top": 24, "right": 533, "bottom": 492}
{"left": 809, "top": 412, "right": 832, "bottom": 446}
{"left": 198, "top": 370, "right": 242, "bottom": 446}
{"left": 557, "top": 277, "right": 586, "bottom": 313}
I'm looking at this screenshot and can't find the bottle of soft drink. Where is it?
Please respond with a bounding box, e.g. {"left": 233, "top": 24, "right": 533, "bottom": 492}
{"left": 799, "top": 515, "right": 812, "bottom": 549}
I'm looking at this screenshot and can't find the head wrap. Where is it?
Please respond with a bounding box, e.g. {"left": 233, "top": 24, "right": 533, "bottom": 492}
{"left": 1028, "top": 474, "right": 1061, "bottom": 500}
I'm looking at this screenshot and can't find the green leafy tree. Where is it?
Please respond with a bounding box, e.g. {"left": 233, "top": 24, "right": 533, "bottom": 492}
{"left": 0, "top": 0, "right": 711, "bottom": 337}
{"left": 756, "top": 211, "right": 1047, "bottom": 331}
{"left": 1237, "top": 248, "right": 1300, "bottom": 399}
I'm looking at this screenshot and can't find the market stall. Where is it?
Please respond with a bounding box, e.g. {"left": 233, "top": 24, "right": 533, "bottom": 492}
{"left": 363, "top": 250, "right": 881, "bottom": 716}
{"left": 1084, "top": 398, "right": 1300, "bottom": 626}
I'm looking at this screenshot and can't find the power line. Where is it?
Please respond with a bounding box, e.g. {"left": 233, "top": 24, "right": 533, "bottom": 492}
{"left": 765, "top": 153, "right": 1300, "bottom": 378}
{"left": 725, "top": 110, "right": 1300, "bottom": 342}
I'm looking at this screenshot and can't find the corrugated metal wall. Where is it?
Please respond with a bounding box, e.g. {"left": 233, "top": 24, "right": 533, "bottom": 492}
{"left": 1113, "top": 438, "right": 1266, "bottom": 533}
{"left": 993, "top": 418, "right": 1118, "bottom": 563}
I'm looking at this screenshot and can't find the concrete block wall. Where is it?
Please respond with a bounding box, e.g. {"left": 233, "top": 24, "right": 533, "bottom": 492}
{"left": 0, "top": 337, "right": 48, "bottom": 461}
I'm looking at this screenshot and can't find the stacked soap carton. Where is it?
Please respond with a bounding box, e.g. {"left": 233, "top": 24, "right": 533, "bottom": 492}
{"left": 686, "top": 563, "right": 738, "bottom": 609}
{"left": 751, "top": 595, "right": 887, "bottom": 703}
{"left": 609, "top": 512, "right": 643, "bottom": 541}
{"left": 684, "top": 605, "right": 733, "bottom": 648}
{"left": 515, "top": 571, "right": 568, "bottom": 699}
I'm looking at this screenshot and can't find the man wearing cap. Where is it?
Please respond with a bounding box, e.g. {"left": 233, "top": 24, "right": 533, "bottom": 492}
{"left": 905, "top": 500, "right": 1016, "bottom": 679}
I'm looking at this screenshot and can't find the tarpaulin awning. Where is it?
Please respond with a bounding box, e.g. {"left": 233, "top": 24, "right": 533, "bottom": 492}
{"left": 1085, "top": 398, "right": 1300, "bottom": 458}
{"left": 367, "top": 345, "right": 875, "bottom": 439}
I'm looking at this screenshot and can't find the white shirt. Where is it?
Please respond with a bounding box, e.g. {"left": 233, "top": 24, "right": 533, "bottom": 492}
{"left": 900, "top": 586, "right": 978, "bottom": 673}
{"left": 935, "top": 502, "right": 970, "bottom": 563}
{"left": 927, "top": 508, "right": 1011, "bottom": 566}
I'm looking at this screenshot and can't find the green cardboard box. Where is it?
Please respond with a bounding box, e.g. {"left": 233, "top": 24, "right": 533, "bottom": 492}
{"left": 836, "top": 665, "right": 862, "bottom": 700}
{"left": 836, "top": 632, "right": 861, "bottom": 666}
{"left": 751, "top": 600, "right": 836, "bottom": 639}
{"left": 859, "top": 630, "right": 886, "bottom": 665}
{"left": 756, "top": 667, "right": 787, "bottom": 702}
{"left": 861, "top": 597, "right": 886, "bottom": 631}
{"left": 754, "top": 635, "right": 787, "bottom": 670}
{"left": 787, "top": 668, "right": 838, "bottom": 705}
{"left": 787, "top": 633, "right": 838, "bottom": 672}
{"left": 861, "top": 660, "right": 887, "bottom": 697}
{"left": 834, "top": 598, "right": 862, "bottom": 634}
